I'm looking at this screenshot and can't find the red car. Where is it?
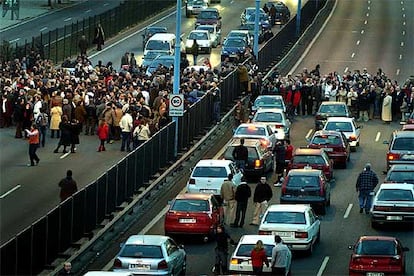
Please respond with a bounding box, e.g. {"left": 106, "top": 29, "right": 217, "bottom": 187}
{"left": 164, "top": 193, "right": 223, "bottom": 238}
{"left": 348, "top": 236, "right": 409, "bottom": 276}
{"left": 286, "top": 148, "right": 334, "bottom": 181}
{"left": 307, "top": 130, "right": 350, "bottom": 168}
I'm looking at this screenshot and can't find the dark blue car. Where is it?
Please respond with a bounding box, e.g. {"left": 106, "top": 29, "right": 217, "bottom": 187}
{"left": 220, "top": 37, "right": 248, "bottom": 61}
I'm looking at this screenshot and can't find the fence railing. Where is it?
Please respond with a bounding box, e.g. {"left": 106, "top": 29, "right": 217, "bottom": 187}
{"left": 0, "top": 0, "right": 329, "bottom": 274}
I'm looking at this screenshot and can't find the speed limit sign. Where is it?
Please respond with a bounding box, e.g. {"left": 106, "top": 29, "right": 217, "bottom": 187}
{"left": 168, "top": 94, "right": 184, "bottom": 116}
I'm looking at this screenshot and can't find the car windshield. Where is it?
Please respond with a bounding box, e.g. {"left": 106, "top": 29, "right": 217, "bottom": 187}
{"left": 325, "top": 122, "right": 353, "bottom": 132}
{"left": 120, "top": 245, "right": 163, "bottom": 258}
{"left": 355, "top": 240, "right": 397, "bottom": 256}
{"left": 147, "top": 28, "right": 166, "bottom": 36}
{"left": 198, "top": 11, "right": 218, "bottom": 19}
{"left": 197, "top": 26, "right": 214, "bottom": 33}
{"left": 235, "top": 126, "right": 266, "bottom": 136}
{"left": 264, "top": 211, "right": 306, "bottom": 224}
{"left": 392, "top": 137, "right": 414, "bottom": 150}
{"left": 228, "top": 32, "right": 246, "bottom": 39}
{"left": 144, "top": 51, "right": 168, "bottom": 59}
{"left": 190, "top": 0, "right": 206, "bottom": 4}
{"left": 192, "top": 166, "right": 228, "bottom": 177}
{"left": 171, "top": 199, "right": 209, "bottom": 212}
{"left": 189, "top": 32, "right": 208, "bottom": 40}
{"left": 312, "top": 135, "right": 341, "bottom": 145}
{"left": 236, "top": 244, "right": 274, "bottom": 257}
{"left": 224, "top": 39, "right": 245, "bottom": 47}
{"left": 246, "top": 13, "right": 268, "bottom": 22}
{"left": 224, "top": 146, "right": 259, "bottom": 160}
{"left": 254, "top": 98, "right": 283, "bottom": 108}
{"left": 319, "top": 104, "right": 346, "bottom": 114}
{"left": 287, "top": 175, "right": 319, "bottom": 187}
{"left": 146, "top": 40, "right": 170, "bottom": 51}
{"left": 255, "top": 112, "right": 283, "bottom": 123}
{"left": 377, "top": 189, "right": 414, "bottom": 201}
{"left": 387, "top": 171, "right": 414, "bottom": 183}
{"left": 293, "top": 155, "right": 326, "bottom": 165}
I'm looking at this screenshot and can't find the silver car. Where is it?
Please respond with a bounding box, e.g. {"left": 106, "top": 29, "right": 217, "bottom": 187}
{"left": 196, "top": 24, "right": 221, "bottom": 47}
{"left": 112, "top": 235, "right": 186, "bottom": 275}
{"left": 233, "top": 123, "right": 277, "bottom": 149}
{"left": 252, "top": 108, "right": 291, "bottom": 140}
{"left": 252, "top": 95, "right": 286, "bottom": 113}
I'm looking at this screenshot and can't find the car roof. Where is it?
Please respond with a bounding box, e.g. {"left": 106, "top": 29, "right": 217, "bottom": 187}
{"left": 287, "top": 168, "right": 322, "bottom": 176}
{"left": 392, "top": 130, "right": 414, "bottom": 138}
{"left": 255, "top": 108, "right": 285, "bottom": 114}
{"left": 201, "top": 7, "right": 219, "bottom": 12}
{"left": 239, "top": 235, "right": 275, "bottom": 244}
{"left": 146, "top": 26, "right": 167, "bottom": 31}
{"left": 267, "top": 204, "right": 311, "bottom": 212}
{"left": 175, "top": 193, "right": 213, "bottom": 200}
{"left": 294, "top": 148, "right": 324, "bottom": 155}
{"left": 125, "top": 235, "right": 168, "bottom": 245}
{"left": 388, "top": 164, "right": 414, "bottom": 171}
{"left": 358, "top": 236, "right": 398, "bottom": 242}
{"left": 378, "top": 183, "right": 414, "bottom": 190}
{"left": 325, "top": 117, "right": 354, "bottom": 123}
{"left": 229, "top": 30, "right": 249, "bottom": 34}
{"left": 195, "top": 159, "right": 234, "bottom": 166}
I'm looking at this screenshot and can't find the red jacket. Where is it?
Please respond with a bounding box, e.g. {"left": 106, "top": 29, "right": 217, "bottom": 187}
{"left": 97, "top": 123, "right": 109, "bottom": 140}
{"left": 251, "top": 248, "right": 268, "bottom": 268}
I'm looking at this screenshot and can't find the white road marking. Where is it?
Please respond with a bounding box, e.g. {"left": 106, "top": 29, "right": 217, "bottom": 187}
{"left": 60, "top": 152, "right": 71, "bottom": 159}
{"left": 361, "top": 30, "right": 364, "bottom": 34}
{"left": 396, "top": 69, "right": 400, "bottom": 76}
{"left": 399, "top": 54, "right": 402, "bottom": 60}
{"left": 9, "top": 38, "right": 20, "bottom": 43}
{"left": 367, "top": 6, "right": 370, "bottom": 10}
{"left": 403, "top": 21, "right": 406, "bottom": 26}
{"left": 85, "top": 9, "right": 91, "bottom": 13}
{"left": 305, "top": 129, "right": 313, "bottom": 139}
{"left": 356, "top": 40, "right": 360, "bottom": 45}
{"left": 368, "top": 0, "right": 371, "bottom": 3}
{"left": 400, "top": 41, "right": 404, "bottom": 47}
{"left": 343, "top": 204, "right": 353, "bottom": 218}
{"left": 344, "top": 67, "right": 348, "bottom": 73}
{"left": 0, "top": 185, "right": 21, "bottom": 199}
{"left": 402, "top": 7, "right": 405, "bottom": 11}
{"left": 402, "top": 30, "right": 405, "bottom": 35}
{"left": 64, "top": 17, "right": 72, "bottom": 22}
{"left": 366, "top": 12, "right": 369, "bottom": 17}
{"left": 364, "top": 20, "right": 368, "bottom": 24}
{"left": 375, "top": 132, "right": 381, "bottom": 142}
{"left": 402, "top": 14, "right": 405, "bottom": 18}
{"left": 351, "top": 52, "right": 355, "bottom": 58}
{"left": 317, "top": 256, "right": 330, "bottom": 276}
{"left": 39, "top": 27, "right": 48, "bottom": 32}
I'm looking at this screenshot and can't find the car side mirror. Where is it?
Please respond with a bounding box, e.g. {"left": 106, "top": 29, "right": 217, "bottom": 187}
{"left": 348, "top": 245, "right": 354, "bottom": 250}
{"left": 403, "top": 247, "right": 410, "bottom": 252}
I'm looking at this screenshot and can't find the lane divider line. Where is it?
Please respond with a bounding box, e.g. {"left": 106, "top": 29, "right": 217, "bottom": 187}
{"left": 375, "top": 132, "right": 381, "bottom": 142}
{"left": 317, "top": 256, "right": 330, "bottom": 276}
{"left": 343, "top": 203, "right": 353, "bottom": 218}
{"left": 305, "top": 129, "right": 313, "bottom": 140}
{"left": 60, "top": 152, "right": 71, "bottom": 159}
{"left": 0, "top": 185, "right": 21, "bottom": 199}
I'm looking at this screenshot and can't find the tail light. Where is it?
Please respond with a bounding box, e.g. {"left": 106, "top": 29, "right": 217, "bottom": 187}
{"left": 295, "top": 231, "right": 308, "bottom": 238}
{"left": 188, "top": 178, "right": 195, "bottom": 185}
{"left": 275, "top": 124, "right": 283, "bottom": 129}
{"left": 113, "top": 258, "right": 122, "bottom": 268}
{"left": 158, "top": 260, "right": 168, "bottom": 270}
{"left": 349, "top": 135, "right": 357, "bottom": 141}
{"left": 387, "top": 153, "right": 400, "bottom": 161}
{"left": 231, "top": 258, "right": 240, "bottom": 265}
{"left": 254, "top": 159, "right": 263, "bottom": 168}
{"left": 258, "top": 230, "right": 271, "bottom": 235}
{"left": 373, "top": 206, "right": 388, "bottom": 211}
{"left": 389, "top": 256, "right": 401, "bottom": 265}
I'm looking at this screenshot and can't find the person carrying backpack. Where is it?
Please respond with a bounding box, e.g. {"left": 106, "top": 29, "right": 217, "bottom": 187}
{"left": 35, "top": 107, "right": 49, "bottom": 147}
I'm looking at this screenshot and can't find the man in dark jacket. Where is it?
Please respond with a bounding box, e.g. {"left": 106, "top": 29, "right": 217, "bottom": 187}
{"left": 250, "top": 176, "right": 273, "bottom": 225}
{"left": 58, "top": 170, "right": 78, "bottom": 202}
{"left": 273, "top": 141, "right": 286, "bottom": 185}
{"left": 232, "top": 182, "right": 251, "bottom": 228}
{"left": 356, "top": 163, "right": 378, "bottom": 214}
{"left": 213, "top": 225, "right": 236, "bottom": 275}
{"left": 232, "top": 138, "right": 249, "bottom": 171}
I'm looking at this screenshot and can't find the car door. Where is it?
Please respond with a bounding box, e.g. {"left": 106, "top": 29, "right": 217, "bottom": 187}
{"left": 307, "top": 209, "right": 319, "bottom": 242}
{"left": 266, "top": 125, "right": 277, "bottom": 147}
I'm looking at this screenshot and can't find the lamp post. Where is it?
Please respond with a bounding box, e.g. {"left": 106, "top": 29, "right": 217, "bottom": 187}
{"left": 254, "top": 0, "right": 260, "bottom": 59}
{"left": 296, "top": 0, "right": 302, "bottom": 37}
{"left": 172, "top": 0, "right": 182, "bottom": 157}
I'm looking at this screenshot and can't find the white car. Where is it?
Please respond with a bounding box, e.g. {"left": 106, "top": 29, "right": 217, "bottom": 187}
{"left": 322, "top": 117, "right": 361, "bottom": 151}
{"left": 258, "top": 204, "right": 321, "bottom": 254}
{"left": 229, "top": 235, "right": 291, "bottom": 274}
{"left": 370, "top": 183, "right": 414, "bottom": 228}
{"left": 196, "top": 24, "right": 221, "bottom": 47}
{"left": 252, "top": 108, "right": 291, "bottom": 140}
{"left": 233, "top": 123, "right": 277, "bottom": 149}
{"left": 252, "top": 95, "right": 286, "bottom": 113}
{"left": 186, "top": 159, "right": 243, "bottom": 196}
{"left": 185, "top": 30, "right": 212, "bottom": 54}
{"left": 225, "top": 30, "right": 252, "bottom": 47}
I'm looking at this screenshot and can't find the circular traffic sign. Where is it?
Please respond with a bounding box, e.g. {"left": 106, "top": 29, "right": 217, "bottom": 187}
{"left": 170, "top": 95, "right": 183, "bottom": 107}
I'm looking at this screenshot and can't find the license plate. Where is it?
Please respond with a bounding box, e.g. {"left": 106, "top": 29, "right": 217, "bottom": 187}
{"left": 401, "top": 154, "right": 414, "bottom": 160}
{"left": 201, "top": 189, "right": 216, "bottom": 194}
{"left": 179, "top": 218, "right": 196, "bottom": 223}
{"left": 386, "top": 216, "right": 403, "bottom": 221}
{"left": 324, "top": 148, "right": 333, "bottom": 152}
{"left": 129, "top": 264, "right": 150, "bottom": 270}
{"left": 366, "top": 273, "right": 384, "bottom": 276}
{"left": 272, "top": 231, "right": 294, "bottom": 238}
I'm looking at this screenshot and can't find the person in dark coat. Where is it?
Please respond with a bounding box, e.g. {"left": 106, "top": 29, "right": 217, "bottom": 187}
{"left": 78, "top": 35, "right": 88, "bottom": 56}
{"left": 232, "top": 138, "right": 249, "bottom": 171}
{"left": 93, "top": 23, "right": 105, "bottom": 51}
{"left": 58, "top": 262, "right": 73, "bottom": 275}
{"left": 70, "top": 119, "right": 81, "bottom": 153}
{"left": 232, "top": 182, "right": 251, "bottom": 228}
{"left": 190, "top": 39, "right": 199, "bottom": 66}
{"left": 58, "top": 170, "right": 78, "bottom": 202}
{"left": 13, "top": 98, "right": 25, "bottom": 138}
{"left": 358, "top": 89, "right": 370, "bottom": 122}
{"left": 273, "top": 141, "right": 286, "bottom": 185}
{"left": 213, "top": 225, "right": 236, "bottom": 275}
{"left": 356, "top": 163, "right": 378, "bottom": 214}
{"left": 53, "top": 115, "right": 72, "bottom": 153}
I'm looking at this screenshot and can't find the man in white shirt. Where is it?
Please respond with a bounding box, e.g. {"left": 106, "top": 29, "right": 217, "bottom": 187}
{"left": 119, "top": 109, "right": 133, "bottom": 152}
{"left": 271, "top": 235, "right": 292, "bottom": 276}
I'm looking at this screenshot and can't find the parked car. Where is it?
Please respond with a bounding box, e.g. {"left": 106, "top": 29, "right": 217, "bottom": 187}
{"left": 145, "top": 55, "right": 175, "bottom": 76}
{"left": 370, "top": 183, "right": 414, "bottom": 228}
{"left": 141, "top": 50, "right": 170, "bottom": 68}
{"left": 307, "top": 130, "right": 351, "bottom": 168}
{"left": 225, "top": 30, "right": 252, "bottom": 47}
{"left": 223, "top": 138, "right": 273, "bottom": 178}
{"left": 402, "top": 124, "right": 414, "bottom": 131}
{"left": 195, "top": 8, "right": 221, "bottom": 29}
{"left": 348, "top": 236, "right": 409, "bottom": 276}
{"left": 287, "top": 148, "right": 334, "bottom": 181}
{"left": 229, "top": 235, "right": 291, "bottom": 274}
{"left": 196, "top": 24, "right": 221, "bottom": 47}
{"left": 384, "top": 130, "right": 414, "bottom": 170}
{"left": 185, "top": 30, "right": 212, "bottom": 54}
{"left": 258, "top": 204, "right": 321, "bottom": 254}
{"left": 233, "top": 123, "right": 277, "bottom": 149}
{"left": 164, "top": 193, "right": 223, "bottom": 238}
{"left": 384, "top": 164, "right": 414, "bottom": 184}
{"left": 266, "top": 1, "right": 291, "bottom": 24}
{"left": 112, "top": 235, "right": 186, "bottom": 275}
{"left": 240, "top": 7, "right": 271, "bottom": 30}
{"left": 251, "top": 95, "right": 286, "bottom": 114}
{"left": 185, "top": 0, "right": 209, "bottom": 18}
{"left": 220, "top": 37, "right": 248, "bottom": 62}
{"left": 186, "top": 159, "right": 243, "bottom": 196}
{"left": 141, "top": 26, "right": 167, "bottom": 50}
{"left": 251, "top": 108, "right": 291, "bottom": 140}
{"left": 314, "top": 102, "right": 350, "bottom": 130}
{"left": 280, "top": 167, "right": 331, "bottom": 214}
{"left": 322, "top": 117, "right": 361, "bottom": 152}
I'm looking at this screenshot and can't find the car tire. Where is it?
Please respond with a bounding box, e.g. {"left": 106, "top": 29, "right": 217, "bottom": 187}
{"left": 316, "top": 229, "right": 321, "bottom": 243}
{"left": 307, "top": 240, "right": 314, "bottom": 255}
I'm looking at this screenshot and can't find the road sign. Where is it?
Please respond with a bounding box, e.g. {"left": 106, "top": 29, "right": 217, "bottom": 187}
{"left": 169, "top": 94, "right": 184, "bottom": 117}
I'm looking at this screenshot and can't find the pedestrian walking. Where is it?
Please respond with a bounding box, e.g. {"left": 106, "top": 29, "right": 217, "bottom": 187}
{"left": 356, "top": 163, "right": 379, "bottom": 214}
{"left": 232, "top": 181, "right": 251, "bottom": 228}
{"left": 58, "top": 170, "right": 78, "bottom": 202}
{"left": 270, "top": 235, "right": 292, "bottom": 276}
{"left": 25, "top": 124, "right": 40, "bottom": 167}
{"left": 58, "top": 262, "right": 73, "bottom": 275}
{"left": 190, "top": 39, "right": 199, "bottom": 65}
{"left": 78, "top": 35, "right": 88, "bottom": 57}
{"left": 97, "top": 119, "right": 109, "bottom": 152}
{"left": 35, "top": 107, "right": 48, "bottom": 147}
{"left": 273, "top": 141, "right": 286, "bottom": 185}
{"left": 93, "top": 23, "right": 105, "bottom": 51}
{"left": 213, "top": 225, "right": 236, "bottom": 275}
{"left": 221, "top": 174, "right": 236, "bottom": 226}
{"left": 119, "top": 109, "right": 133, "bottom": 152}
{"left": 234, "top": 100, "right": 246, "bottom": 128}
{"left": 250, "top": 176, "right": 273, "bottom": 225}
{"left": 209, "top": 82, "right": 221, "bottom": 123}
{"left": 232, "top": 138, "right": 249, "bottom": 171}
{"left": 50, "top": 103, "right": 63, "bottom": 138}
{"left": 251, "top": 240, "right": 269, "bottom": 275}
{"left": 70, "top": 119, "right": 81, "bottom": 153}
{"left": 133, "top": 117, "right": 151, "bottom": 149}
{"left": 53, "top": 115, "right": 71, "bottom": 153}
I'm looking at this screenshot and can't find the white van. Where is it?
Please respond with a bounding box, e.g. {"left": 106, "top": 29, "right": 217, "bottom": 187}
{"left": 144, "top": 33, "right": 176, "bottom": 56}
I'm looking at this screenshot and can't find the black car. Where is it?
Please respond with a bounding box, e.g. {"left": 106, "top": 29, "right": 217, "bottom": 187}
{"left": 314, "top": 102, "right": 350, "bottom": 130}
{"left": 266, "top": 1, "right": 290, "bottom": 25}
{"left": 384, "top": 130, "right": 414, "bottom": 170}
{"left": 224, "top": 138, "right": 273, "bottom": 178}
{"left": 141, "top": 26, "right": 168, "bottom": 50}
{"left": 195, "top": 8, "right": 222, "bottom": 29}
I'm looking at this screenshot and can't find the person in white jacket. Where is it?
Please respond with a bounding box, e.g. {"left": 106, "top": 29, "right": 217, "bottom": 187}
{"left": 133, "top": 118, "right": 151, "bottom": 149}
{"left": 119, "top": 109, "right": 133, "bottom": 152}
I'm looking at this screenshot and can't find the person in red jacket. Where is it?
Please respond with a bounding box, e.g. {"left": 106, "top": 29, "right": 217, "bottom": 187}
{"left": 97, "top": 119, "right": 109, "bottom": 152}
{"left": 251, "top": 240, "right": 269, "bottom": 275}
{"left": 285, "top": 139, "right": 294, "bottom": 165}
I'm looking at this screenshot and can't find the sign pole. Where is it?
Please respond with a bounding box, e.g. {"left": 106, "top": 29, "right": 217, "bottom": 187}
{"left": 254, "top": 0, "right": 260, "bottom": 59}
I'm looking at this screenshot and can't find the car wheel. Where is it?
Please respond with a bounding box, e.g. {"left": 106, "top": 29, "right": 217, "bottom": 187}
{"left": 307, "top": 240, "right": 314, "bottom": 255}
{"left": 371, "top": 220, "right": 379, "bottom": 229}
{"left": 316, "top": 229, "right": 321, "bottom": 243}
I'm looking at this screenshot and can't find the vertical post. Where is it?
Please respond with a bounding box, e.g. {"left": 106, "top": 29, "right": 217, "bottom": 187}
{"left": 296, "top": 0, "right": 302, "bottom": 37}
{"left": 254, "top": 0, "right": 260, "bottom": 59}
{"left": 173, "top": 0, "right": 182, "bottom": 157}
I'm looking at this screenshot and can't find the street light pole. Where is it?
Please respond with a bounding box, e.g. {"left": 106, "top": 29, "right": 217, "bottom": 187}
{"left": 296, "top": 0, "right": 302, "bottom": 37}
{"left": 254, "top": 0, "right": 260, "bottom": 59}
{"left": 173, "top": 0, "right": 182, "bottom": 158}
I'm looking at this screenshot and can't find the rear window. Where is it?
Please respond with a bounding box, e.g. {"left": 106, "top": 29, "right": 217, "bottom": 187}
{"left": 146, "top": 40, "right": 170, "bottom": 51}
{"left": 264, "top": 211, "right": 306, "bottom": 224}
{"left": 377, "top": 189, "right": 414, "bottom": 201}
{"left": 236, "top": 244, "right": 274, "bottom": 257}
{"left": 254, "top": 112, "right": 283, "bottom": 123}
{"left": 120, "top": 245, "right": 163, "bottom": 258}
{"left": 235, "top": 126, "right": 266, "bottom": 136}
{"left": 356, "top": 240, "right": 397, "bottom": 256}
{"left": 254, "top": 98, "right": 283, "bottom": 108}
{"left": 224, "top": 146, "right": 259, "bottom": 160}
{"left": 287, "top": 175, "right": 319, "bottom": 187}
{"left": 192, "top": 166, "right": 227, "bottom": 177}
{"left": 311, "top": 135, "right": 341, "bottom": 145}
{"left": 171, "top": 199, "right": 209, "bottom": 212}
{"left": 325, "top": 122, "right": 353, "bottom": 132}
{"left": 386, "top": 171, "right": 414, "bottom": 183}
{"left": 319, "top": 104, "right": 346, "bottom": 114}
{"left": 392, "top": 137, "right": 414, "bottom": 150}
{"left": 292, "top": 155, "right": 326, "bottom": 165}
